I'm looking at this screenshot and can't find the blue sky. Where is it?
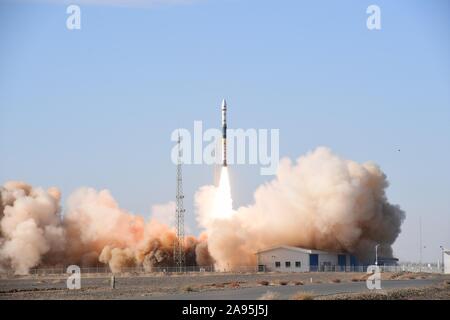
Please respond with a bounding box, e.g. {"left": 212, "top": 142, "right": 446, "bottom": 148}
{"left": 0, "top": 0, "right": 449, "bottom": 263}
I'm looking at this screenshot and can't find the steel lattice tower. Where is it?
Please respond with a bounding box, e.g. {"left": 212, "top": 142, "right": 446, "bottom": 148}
{"left": 174, "top": 133, "right": 185, "bottom": 272}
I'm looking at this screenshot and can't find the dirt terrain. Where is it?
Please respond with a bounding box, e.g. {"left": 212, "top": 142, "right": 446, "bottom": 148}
{"left": 0, "top": 272, "right": 448, "bottom": 300}
{"left": 316, "top": 281, "right": 450, "bottom": 300}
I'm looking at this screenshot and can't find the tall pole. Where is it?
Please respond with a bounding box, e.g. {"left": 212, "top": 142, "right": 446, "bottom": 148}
{"left": 174, "top": 133, "right": 185, "bottom": 272}
{"left": 419, "top": 216, "right": 422, "bottom": 272}
{"left": 375, "top": 244, "right": 380, "bottom": 266}
{"left": 441, "top": 246, "right": 445, "bottom": 274}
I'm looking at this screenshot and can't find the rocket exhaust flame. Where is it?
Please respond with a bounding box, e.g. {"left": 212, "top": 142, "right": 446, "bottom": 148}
{"left": 212, "top": 167, "right": 233, "bottom": 220}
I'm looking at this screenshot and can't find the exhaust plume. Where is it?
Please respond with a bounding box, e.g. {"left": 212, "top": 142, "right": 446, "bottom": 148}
{"left": 0, "top": 147, "right": 405, "bottom": 274}
{"left": 0, "top": 184, "right": 210, "bottom": 274}
{"left": 196, "top": 147, "right": 405, "bottom": 270}
{"left": 0, "top": 182, "right": 65, "bottom": 274}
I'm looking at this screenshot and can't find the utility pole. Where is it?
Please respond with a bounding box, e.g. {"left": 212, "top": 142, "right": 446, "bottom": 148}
{"left": 419, "top": 216, "right": 422, "bottom": 272}
{"left": 174, "top": 133, "right": 185, "bottom": 272}
{"left": 375, "top": 244, "right": 380, "bottom": 266}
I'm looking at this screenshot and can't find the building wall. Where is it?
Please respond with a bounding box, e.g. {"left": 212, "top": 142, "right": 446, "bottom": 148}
{"left": 445, "top": 251, "right": 450, "bottom": 274}
{"left": 257, "top": 248, "right": 310, "bottom": 272}
{"left": 256, "top": 247, "right": 351, "bottom": 272}
{"left": 318, "top": 252, "right": 339, "bottom": 267}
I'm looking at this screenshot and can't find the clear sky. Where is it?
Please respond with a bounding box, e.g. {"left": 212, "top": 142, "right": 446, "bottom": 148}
{"left": 0, "top": 0, "right": 449, "bottom": 263}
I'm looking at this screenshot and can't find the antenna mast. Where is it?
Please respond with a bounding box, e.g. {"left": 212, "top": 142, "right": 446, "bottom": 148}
{"left": 174, "top": 133, "right": 185, "bottom": 272}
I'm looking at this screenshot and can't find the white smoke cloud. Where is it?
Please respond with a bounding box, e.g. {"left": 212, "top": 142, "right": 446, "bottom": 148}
{"left": 196, "top": 147, "right": 406, "bottom": 269}
{"left": 0, "top": 182, "right": 65, "bottom": 274}
{"left": 0, "top": 147, "right": 405, "bottom": 274}
{"left": 0, "top": 183, "right": 210, "bottom": 274}
{"left": 151, "top": 202, "right": 175, "bottom": 227}
{"left": 151, "top": 201, "right": 193, "bottom": 235}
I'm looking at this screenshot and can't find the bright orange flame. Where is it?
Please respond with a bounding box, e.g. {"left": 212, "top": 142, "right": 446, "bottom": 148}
{"left": 212, "top": 167, "right": 233, "bottom": 219}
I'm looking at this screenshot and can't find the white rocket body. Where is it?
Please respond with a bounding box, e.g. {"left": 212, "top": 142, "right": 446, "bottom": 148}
{"left": 221, "top": 99, "right": 227, "bottom": 167}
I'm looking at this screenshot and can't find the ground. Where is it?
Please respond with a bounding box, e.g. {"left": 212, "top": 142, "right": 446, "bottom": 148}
{"left": 0, "top": 272, "right": 449, "bottom": 300}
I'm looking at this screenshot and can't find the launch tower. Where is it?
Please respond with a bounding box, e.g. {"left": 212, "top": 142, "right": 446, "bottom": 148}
{"left": 174, "top": 133, "right": 185, "bottom": 271}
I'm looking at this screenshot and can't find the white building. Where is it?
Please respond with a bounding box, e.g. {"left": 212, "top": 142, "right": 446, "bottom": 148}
{"left": 256, "top": 245, "right": 354, "bottom": 272}
{"left": 444, "top": 249, "right": 450, "bottom": 274}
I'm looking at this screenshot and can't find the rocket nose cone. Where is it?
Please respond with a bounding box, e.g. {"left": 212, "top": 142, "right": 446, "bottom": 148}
{"left": 221, "top": 99, "right": 227, "bottom": 108}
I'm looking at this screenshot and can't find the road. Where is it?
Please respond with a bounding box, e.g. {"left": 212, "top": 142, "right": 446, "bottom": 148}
{"left": 145, "top": 279, "right": 440, "bottom": 300}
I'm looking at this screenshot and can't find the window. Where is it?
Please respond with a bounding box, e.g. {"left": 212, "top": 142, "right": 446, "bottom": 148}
{"left": 275, "top": 261, "right": 281, "bottom": 268}
{"left": 285, "top": 261, "right": 291, "bottom": 268}
{"left": 295, "top": 261, "right": 301, "bottom": 268}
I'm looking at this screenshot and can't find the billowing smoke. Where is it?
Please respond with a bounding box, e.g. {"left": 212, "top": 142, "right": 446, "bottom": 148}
{"left": 196, "top": 147, "right": 405, "bottom": 269}
{"left": 0, "top": 147, "right": 405, "bottom": 274}
{"left": 0, "top": 182, "right": 65, "bottom": 274}
{"left": 0, "top": 184, "right": 212, "bottom": 274}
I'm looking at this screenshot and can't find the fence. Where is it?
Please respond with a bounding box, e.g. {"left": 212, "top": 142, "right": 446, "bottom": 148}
{"left": 379, "top": 264, "right": 441, "bottom": 274}
{"left": 306, "top": 265, "right": 441, "bottom": 273}
{"left": 24, "top": 265, "right": 218, "bottom": 276}
{"left": 2, "top": 263, "right": 442, "bottom": 277}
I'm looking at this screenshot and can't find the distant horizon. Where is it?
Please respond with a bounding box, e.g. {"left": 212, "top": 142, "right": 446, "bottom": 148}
{"left": 1, "top": 0, "right": 449, "bottom": 265}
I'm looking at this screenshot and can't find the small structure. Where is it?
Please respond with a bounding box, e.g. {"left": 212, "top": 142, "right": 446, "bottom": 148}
{"left": 376, "top": 257, "right": 399, "bottom": 266}
{"left": 444, "top": 249, "right": 450, "bottom": 274}
{"left": 255, "top": 245, "right": 355, "bottom": 272}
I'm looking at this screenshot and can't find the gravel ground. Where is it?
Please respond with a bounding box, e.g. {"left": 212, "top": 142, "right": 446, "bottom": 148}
{"left": 315, "top": 281, "right": 450, "bottom": 300}
{"left": 0, "top": 272, "right": 447, "bottom": 300}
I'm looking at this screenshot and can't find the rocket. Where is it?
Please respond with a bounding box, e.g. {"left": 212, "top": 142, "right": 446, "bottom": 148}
{"left": 221, "top": 99, "right": 227, "bottom": 167}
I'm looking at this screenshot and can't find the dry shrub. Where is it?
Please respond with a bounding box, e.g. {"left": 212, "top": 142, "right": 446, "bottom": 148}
{"left": 259, "top": 291, "right": 281, "bottom": 300}
{"left": 258, "top": 280, "right": 269, "bottom": 286}
{"left": 184, "top": 286, "right": 195, "bottom": 292}
{"left": 295, "top": 281, "right": 304, "bottom": 286}
{"left": 229, "top": 281, "right": 240, "bottom": 288}
{"left": 351, "top": 278, "right": 360, "bottom": 282}
{"left": 389, "top": 272, "right": 406, "bottom": 280}
{"left": 331, "top": 279, "right": 341, "bottom": 283}
{"left": 291, "top": 292, "right": 315, "bottom": 300}
{"left": 279, "top": 281, "right": 288, "bottom": 286}
{"left": 359, "top": 274, "right": 371, "bottom": 281}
